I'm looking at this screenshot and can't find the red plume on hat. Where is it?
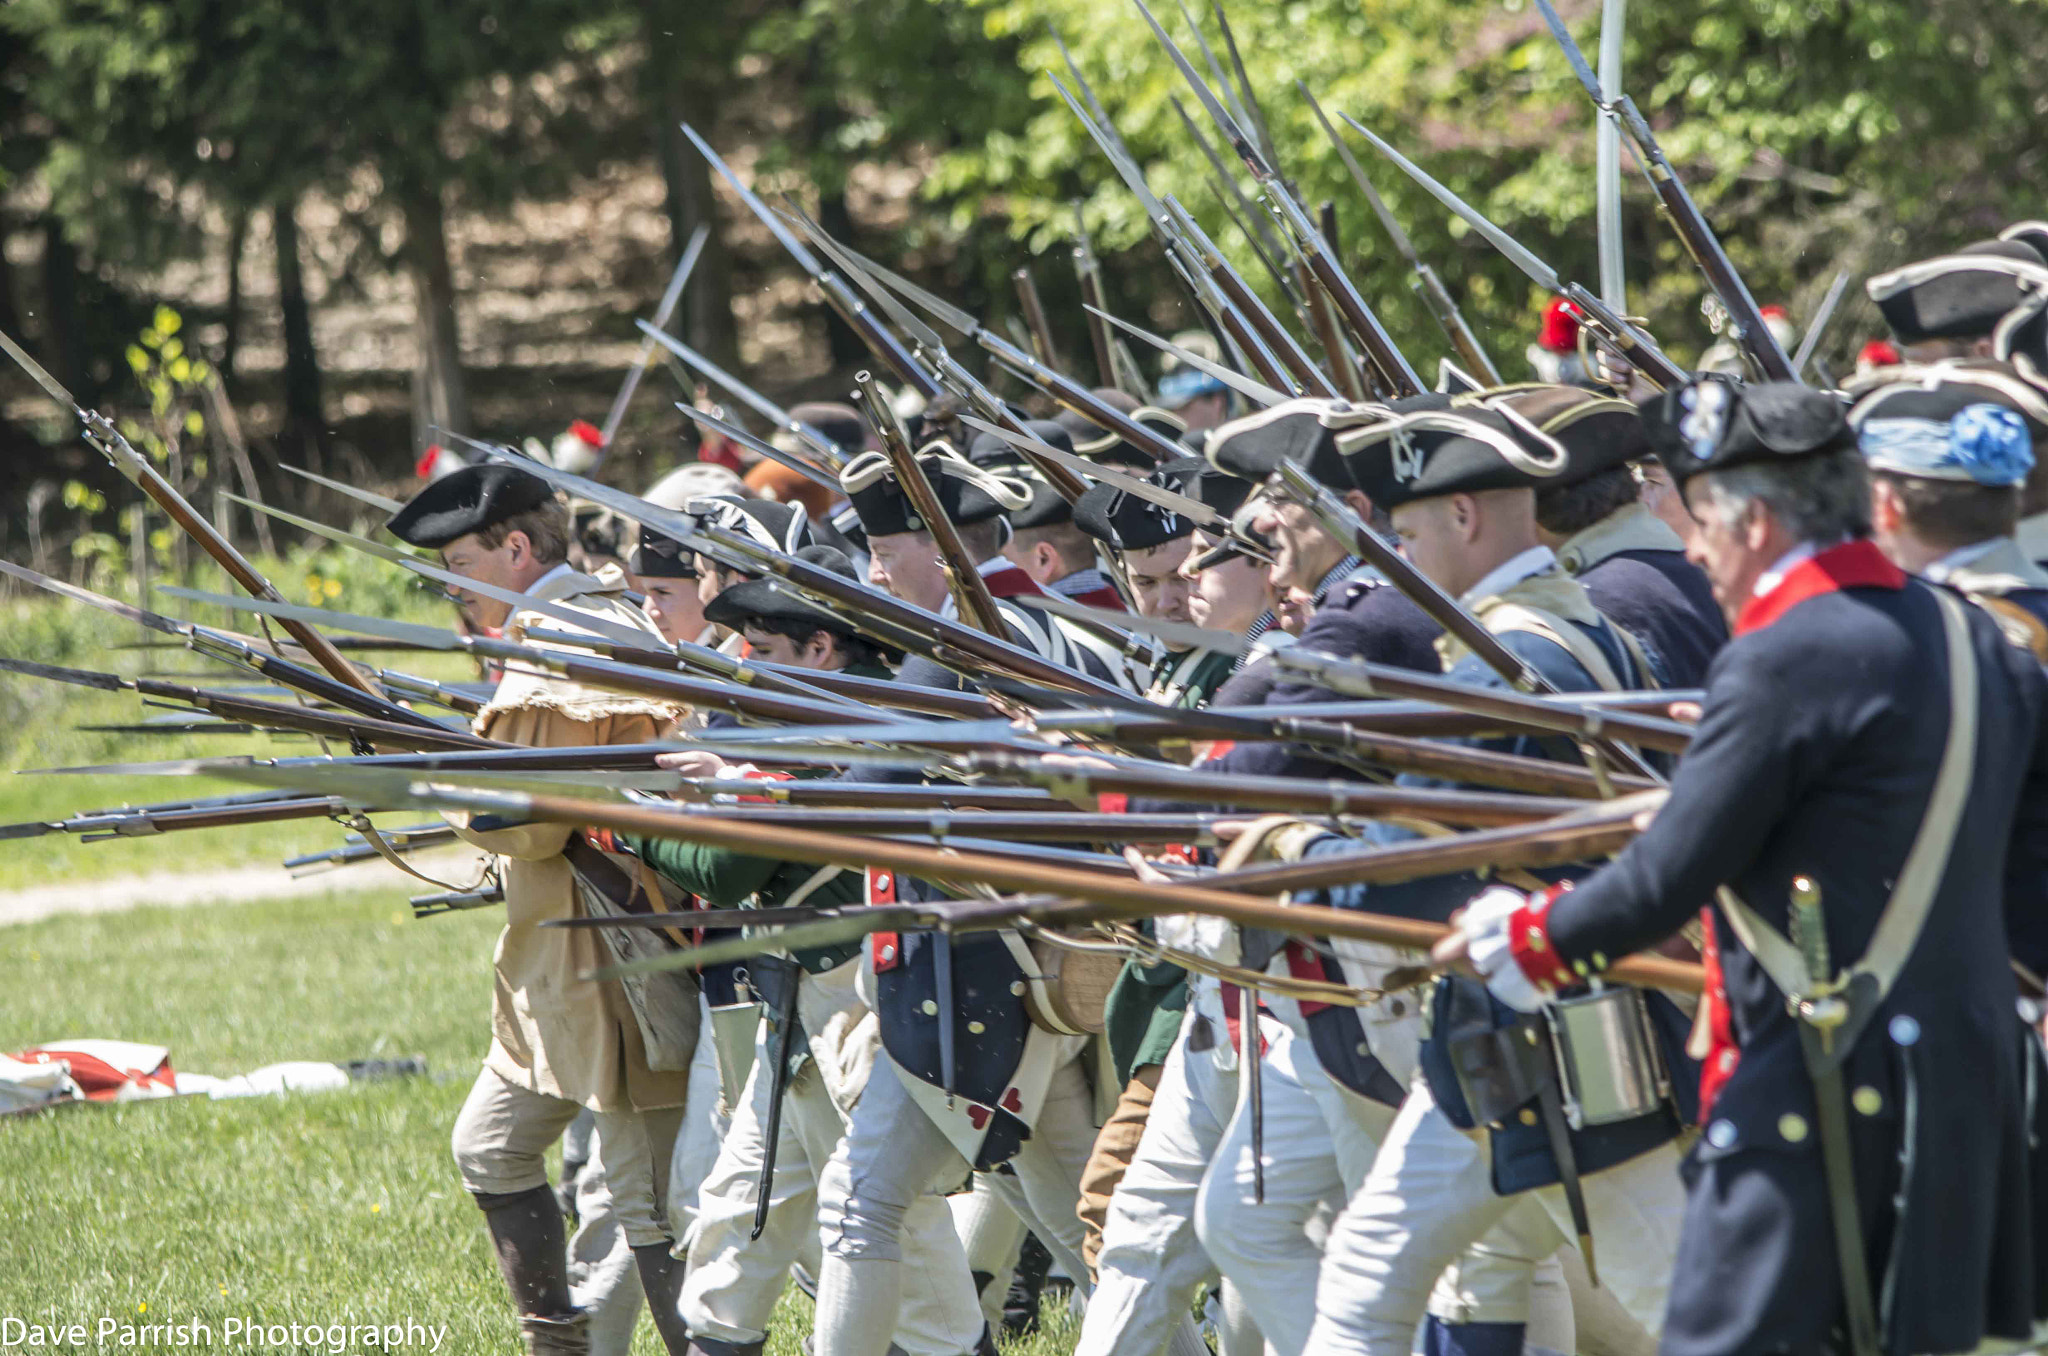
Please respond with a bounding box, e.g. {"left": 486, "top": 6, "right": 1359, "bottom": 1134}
{"left": 568, "top": 419, "right": 605, "bottom": 448}
{"left": 414, "top": 443, "right": 468, "bottom": 481}
{"left": 551, "top": 419, "right": 606, "bottom": 474}
{"left": 1537, "top": 297, "right": 1582, "bottom": 354}
{"left": 1857, "top": 339, "right": 1902, "bottom": 372}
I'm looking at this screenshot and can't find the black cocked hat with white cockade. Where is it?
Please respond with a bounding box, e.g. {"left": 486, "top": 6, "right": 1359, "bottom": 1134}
{"left": 1639, "top": 378, "right": 1854, "bottom": 487}
{"left": 1866, "top": 240, "right": 2048, "bottom": 346}
{"left": 838, "top": 441, "right": 1033, "bottom": 538}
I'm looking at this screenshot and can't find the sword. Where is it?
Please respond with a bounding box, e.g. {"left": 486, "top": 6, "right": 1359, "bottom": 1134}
{"left": 1787, "top": 875, "right": 1883, "bottom": 1356}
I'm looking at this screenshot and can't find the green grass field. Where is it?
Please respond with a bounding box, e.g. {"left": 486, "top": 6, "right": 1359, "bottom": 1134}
{"left": 0, "top": 888, "right": 1080, "bottom": 1355}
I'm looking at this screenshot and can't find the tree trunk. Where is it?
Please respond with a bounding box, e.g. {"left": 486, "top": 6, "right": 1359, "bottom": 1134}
{"left": 39, "top": 216, "right": 95, "bottom": 406}
{"left": 645, "top": 3, "right": 739, "bottom": 371}
{"left": 0, "top": 211, "right": 23, "bottom": 344}
{"left": 398, "top": 181, "right": 471, "bottom": 453}
{"left": 222, "top": 208, "right": 249, "bottom": 384}
{"left": 274, "top": 197, "right": 328, "bottom": 465}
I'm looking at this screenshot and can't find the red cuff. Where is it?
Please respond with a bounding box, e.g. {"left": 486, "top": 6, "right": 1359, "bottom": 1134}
{"left": 584, "top": 827, "right": 621, "bottom": 854}
{"left": 1506, "top": 881, "right": 1580, "bottom": 992}
{"left": 1098, "top": 792, "right": 1129, "bottom": 815}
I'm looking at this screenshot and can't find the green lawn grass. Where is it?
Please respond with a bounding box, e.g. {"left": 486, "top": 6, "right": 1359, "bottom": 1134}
{"left": 0, "top": 581, "right": 486, "bottom": 891}
{"left": 0, "top": 887, "right": 1079, "bottom": 1356}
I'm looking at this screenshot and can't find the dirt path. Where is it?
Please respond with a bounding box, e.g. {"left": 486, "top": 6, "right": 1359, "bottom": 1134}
{"left": 0, "top": 851, "right": 482, "bottom": 927}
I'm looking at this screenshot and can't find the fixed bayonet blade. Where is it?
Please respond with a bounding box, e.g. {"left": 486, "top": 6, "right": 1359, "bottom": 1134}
{"left": 154, "top": 586, "right": 463, "bottom": 652}
{"left": 1210, "top": 2, "right": 1281, "bottom": 175}
{"left": 1793, "top": 270, "right": 1852, "bottom": 378}
{"left": 601, "top": 222, "right": 710, "bottom": 447}
{"left": 223, "top": 494, "right": 660, "bottom": 652}
{"left": 633, "top": 322, "right": 843, "bottom": 466}
{"left": 279, "top": 463, "right": 404, "bottom": 513}
{"left": 831, "top": 238, "right": 983, "bottom": 340}
{"left": 1047, "top": 74, "right": 1173, "bottom": 230}
{"left": 0, "top": 328, "right": 84, "bottom": 414}
{"left": 1026, "top": 593, "right": 1251, "bottom": 657}
{"left": 680, "top": 124, "right": 827, "bottom": 277}
{"left": 1084, "top": 305, "right": 1285, "bottom": 408}
{"left": 1530, "top": 0, "right": 1608, "bottom": 105}
{"left": 1174, "top": 0, "right": 1258, "bottom": 160}
{"left": 781, "top": 208, "right": 952, "bottom": 355}
{"left": 1133, "top": 0, "right": 1265, "bottom": 179}
{"left": 672, "top": 402, "right": 841, "bottom": 491}
{"left": 0, "top": 559, "right": 190, "bottom": 639}
{"left": 1299, "top": 83, "right": 1419, "bottom": 264}
{"left": 0, "top": 654, "right": 131, "bottom": 693}
{"left": 955, "top": 415, "right": 1225, "bottom": 527}
{"left": 1339, "top": 114, "right": 1566, "bottom": 295}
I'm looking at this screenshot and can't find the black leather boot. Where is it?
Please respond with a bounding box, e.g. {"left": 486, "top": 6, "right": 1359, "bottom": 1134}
{"left": 474, "top": 1185, "right": 573, "bottom": 1318}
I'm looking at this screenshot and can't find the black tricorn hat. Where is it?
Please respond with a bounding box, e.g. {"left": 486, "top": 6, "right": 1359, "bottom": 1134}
{"left": 703, "top": 544, "right": 872, "bottom": 641}
{"left": 1640, "top": 378, "right": 1853, "bottom": 485}
{"left": 629, "top": 524, "right": 696, "bottom": 579}
{"left": 1866, "top": 240, "right": 2048, "bottom": 346}
{"left": 1203, "top": 398, "right": 1376, "bottom": 488}
{"left": 1338, "top": 387, "right": 1640, "bottom": 509}
{"left": 1999, "top": 222, "right": 2048, "bottom": 266}
{"left": 677, "top": 494, "right": 814, "bottom": 555}
{"left": 386, "top": 463, "right": 555, "bottom": 549}
{"left": 1331, "top": 392, "right": 1455, "bottom": 492}
{"left": 1071, "top": 469, "right": 1194, "bottom": 554}
{"left": 1008, "top": 478, "right": 1076, "bottom": 532}
{"left": 1056, "top": 402, "right": 1188, "bottom": 471}
{"left": 838, "top": 442, "right": 1032, "bottom": 537}
{"left": 782, "top": 401, "right": 872, "bottom": 459}
{"left": 968, "top": 419, "right": 1073, "bottom": 473}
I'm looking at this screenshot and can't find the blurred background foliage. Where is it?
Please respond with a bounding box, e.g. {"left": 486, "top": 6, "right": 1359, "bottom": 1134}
{"left": 0, "top": 0, "right": 2043, "bottom": 568}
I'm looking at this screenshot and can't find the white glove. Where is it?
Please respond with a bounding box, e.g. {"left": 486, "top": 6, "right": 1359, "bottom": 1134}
{"left": 1459, "top": 885, "right": 1548, "bottom": 1013}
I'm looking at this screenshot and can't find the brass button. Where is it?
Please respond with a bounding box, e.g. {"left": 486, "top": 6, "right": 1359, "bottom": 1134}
{"left": 1852, "top": 1087, "right": 1883, "bottom": 1116}
{"left": 1010, "top": 982, "right": 1026, "bottom": 996}
{"left": 968, "top": 1021, "right": 986, "bottom": 1035}
{"left": 1778, "top": 1113, "right": 1809, "bottom": 1143}
{"left": 1519, "top": 1108, "right": 1539, "bottom": 1126}
{"left": 921, "top": 1000, "right": 939, "bottom": 1016}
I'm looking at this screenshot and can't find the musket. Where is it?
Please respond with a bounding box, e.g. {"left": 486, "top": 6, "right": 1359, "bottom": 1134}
{"left": 852, "top": 369, "right": 1011, "bottom": 639}
{"left": 412, "top": 887, "right": 504, "bottom": 920}
{"left": 1529, "top": 0, "right": 1798, "bottom": 383}
{"left": 777, "top": 206, "right": 1089, "bottom": 504}
{"left": 1341, "top": 114, "right": 1690, "bottom": 393}
{"left": 157, "top": 586, "right": 906, "bottom": 731}
{"left": 1165, "top": 198, "right": 1334, "bottom": 397}
{"left": 0, "top": 654, "right": 491, "bottom": 753}
{"left": 280, "top": 463, "right": 406, "bottom": 514}
{"left": 1069, "top": 205, "right": 1134, "bottom": 394}
{"left": 246, "top": 772, "right": 1702, "bottom": 995}
{"left": 1040, "top": 597, "right": 1694, "bottom": 756}
{"left": 600, "top": 223, "right": 710, "bottom": 449}
{"left": 1130, "top": 0, "right": 1423, "bottom": 396}
{"left": 1165, "top": 94, "right": 1309, "bottom": 318}
{"left": 1012, "top": 265, "right": 1062, "bottom": 370}
{"left": 632, "top": 322, "right": 849, "bottom": 468}
{"left": 950, "top": 752, "right": 1589, "bottom": 828}
{"left": 0, "top": 330, "right": 384, "bottom": 700}
{"left": 285, "top": 822, "right": 461, "bottom": 875}
{"left": 0, "top": 793, "right": 363, "bottom": 843}
{"left": 1298, "top": 83, "right": 1502, "bottom": 385}
{"left": 0, "top": 560, "right": 448, "bottom": 735}
{"left": 683, "top": 124, "right": 937, "bottom": 400}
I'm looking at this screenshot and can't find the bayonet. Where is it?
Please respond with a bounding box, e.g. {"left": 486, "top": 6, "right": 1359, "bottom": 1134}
{"left": 1131, "top": 0, "right": 1421, "bottom": 395}
{"left": 1529, "top": 0, "right": 1796, "bottom": 381}
{"left": 280, "top": 463, "right": 405, "bottom": 513}
{"left": 601, "top": 223, "right": 710, "bottom": 449}
{"left": 633, "top": 322, "right": 847, "bottom": 467}
{"left": 672, "top": 401, "right": 841, "bottom": 491}
{"left": 1299, "top": 83, "right": 1502, "bottom": 385}
{"left": 1792, "top": 270, "right": 1852, "bottom": 380}
{"left": 1342, "top": 113, "right": 1688, "bottom": 391}
{"left": 956, "top": 415, "right": 1229, "bottom": 528}
{"left": 1164, "top": 197, "right": 1331, "bottom": 396}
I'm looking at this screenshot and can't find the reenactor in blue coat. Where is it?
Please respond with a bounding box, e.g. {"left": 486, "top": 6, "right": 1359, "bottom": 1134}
{"left": 1442, "top": 380, "right": 2048, "bottom": 1356}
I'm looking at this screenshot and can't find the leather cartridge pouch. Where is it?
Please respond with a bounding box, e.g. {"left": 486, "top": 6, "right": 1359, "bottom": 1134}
{"left": 564, "top": 839, "right": 701, "bottom": 1073}
{"left": 1440, "top": 976, "right": 1559, "bottom": 1126}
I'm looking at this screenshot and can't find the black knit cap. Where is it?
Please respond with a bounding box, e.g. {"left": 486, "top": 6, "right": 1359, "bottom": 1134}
{"left": 386, "top": 463, "right": 555, "bottom": 549}
{"left": 1639, "top": 378, "right": 1853, "bottom": 485}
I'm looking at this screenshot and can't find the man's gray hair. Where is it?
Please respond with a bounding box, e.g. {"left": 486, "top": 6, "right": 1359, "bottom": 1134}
{"left": 1692, "top": 449, "right": 1871, "bottom": 542}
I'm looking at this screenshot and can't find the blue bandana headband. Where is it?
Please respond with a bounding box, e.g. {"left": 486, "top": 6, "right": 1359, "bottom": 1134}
{"left": 1859, "top": 403, "right": 2034, "bottom": 487}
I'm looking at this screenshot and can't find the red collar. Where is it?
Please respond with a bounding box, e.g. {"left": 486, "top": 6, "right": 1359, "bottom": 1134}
{"left": 1734, "top": 539, "right": 1906, "bottom": 636}
{"left": 981, "top": 564, "right": 1044, "bottom": 600}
